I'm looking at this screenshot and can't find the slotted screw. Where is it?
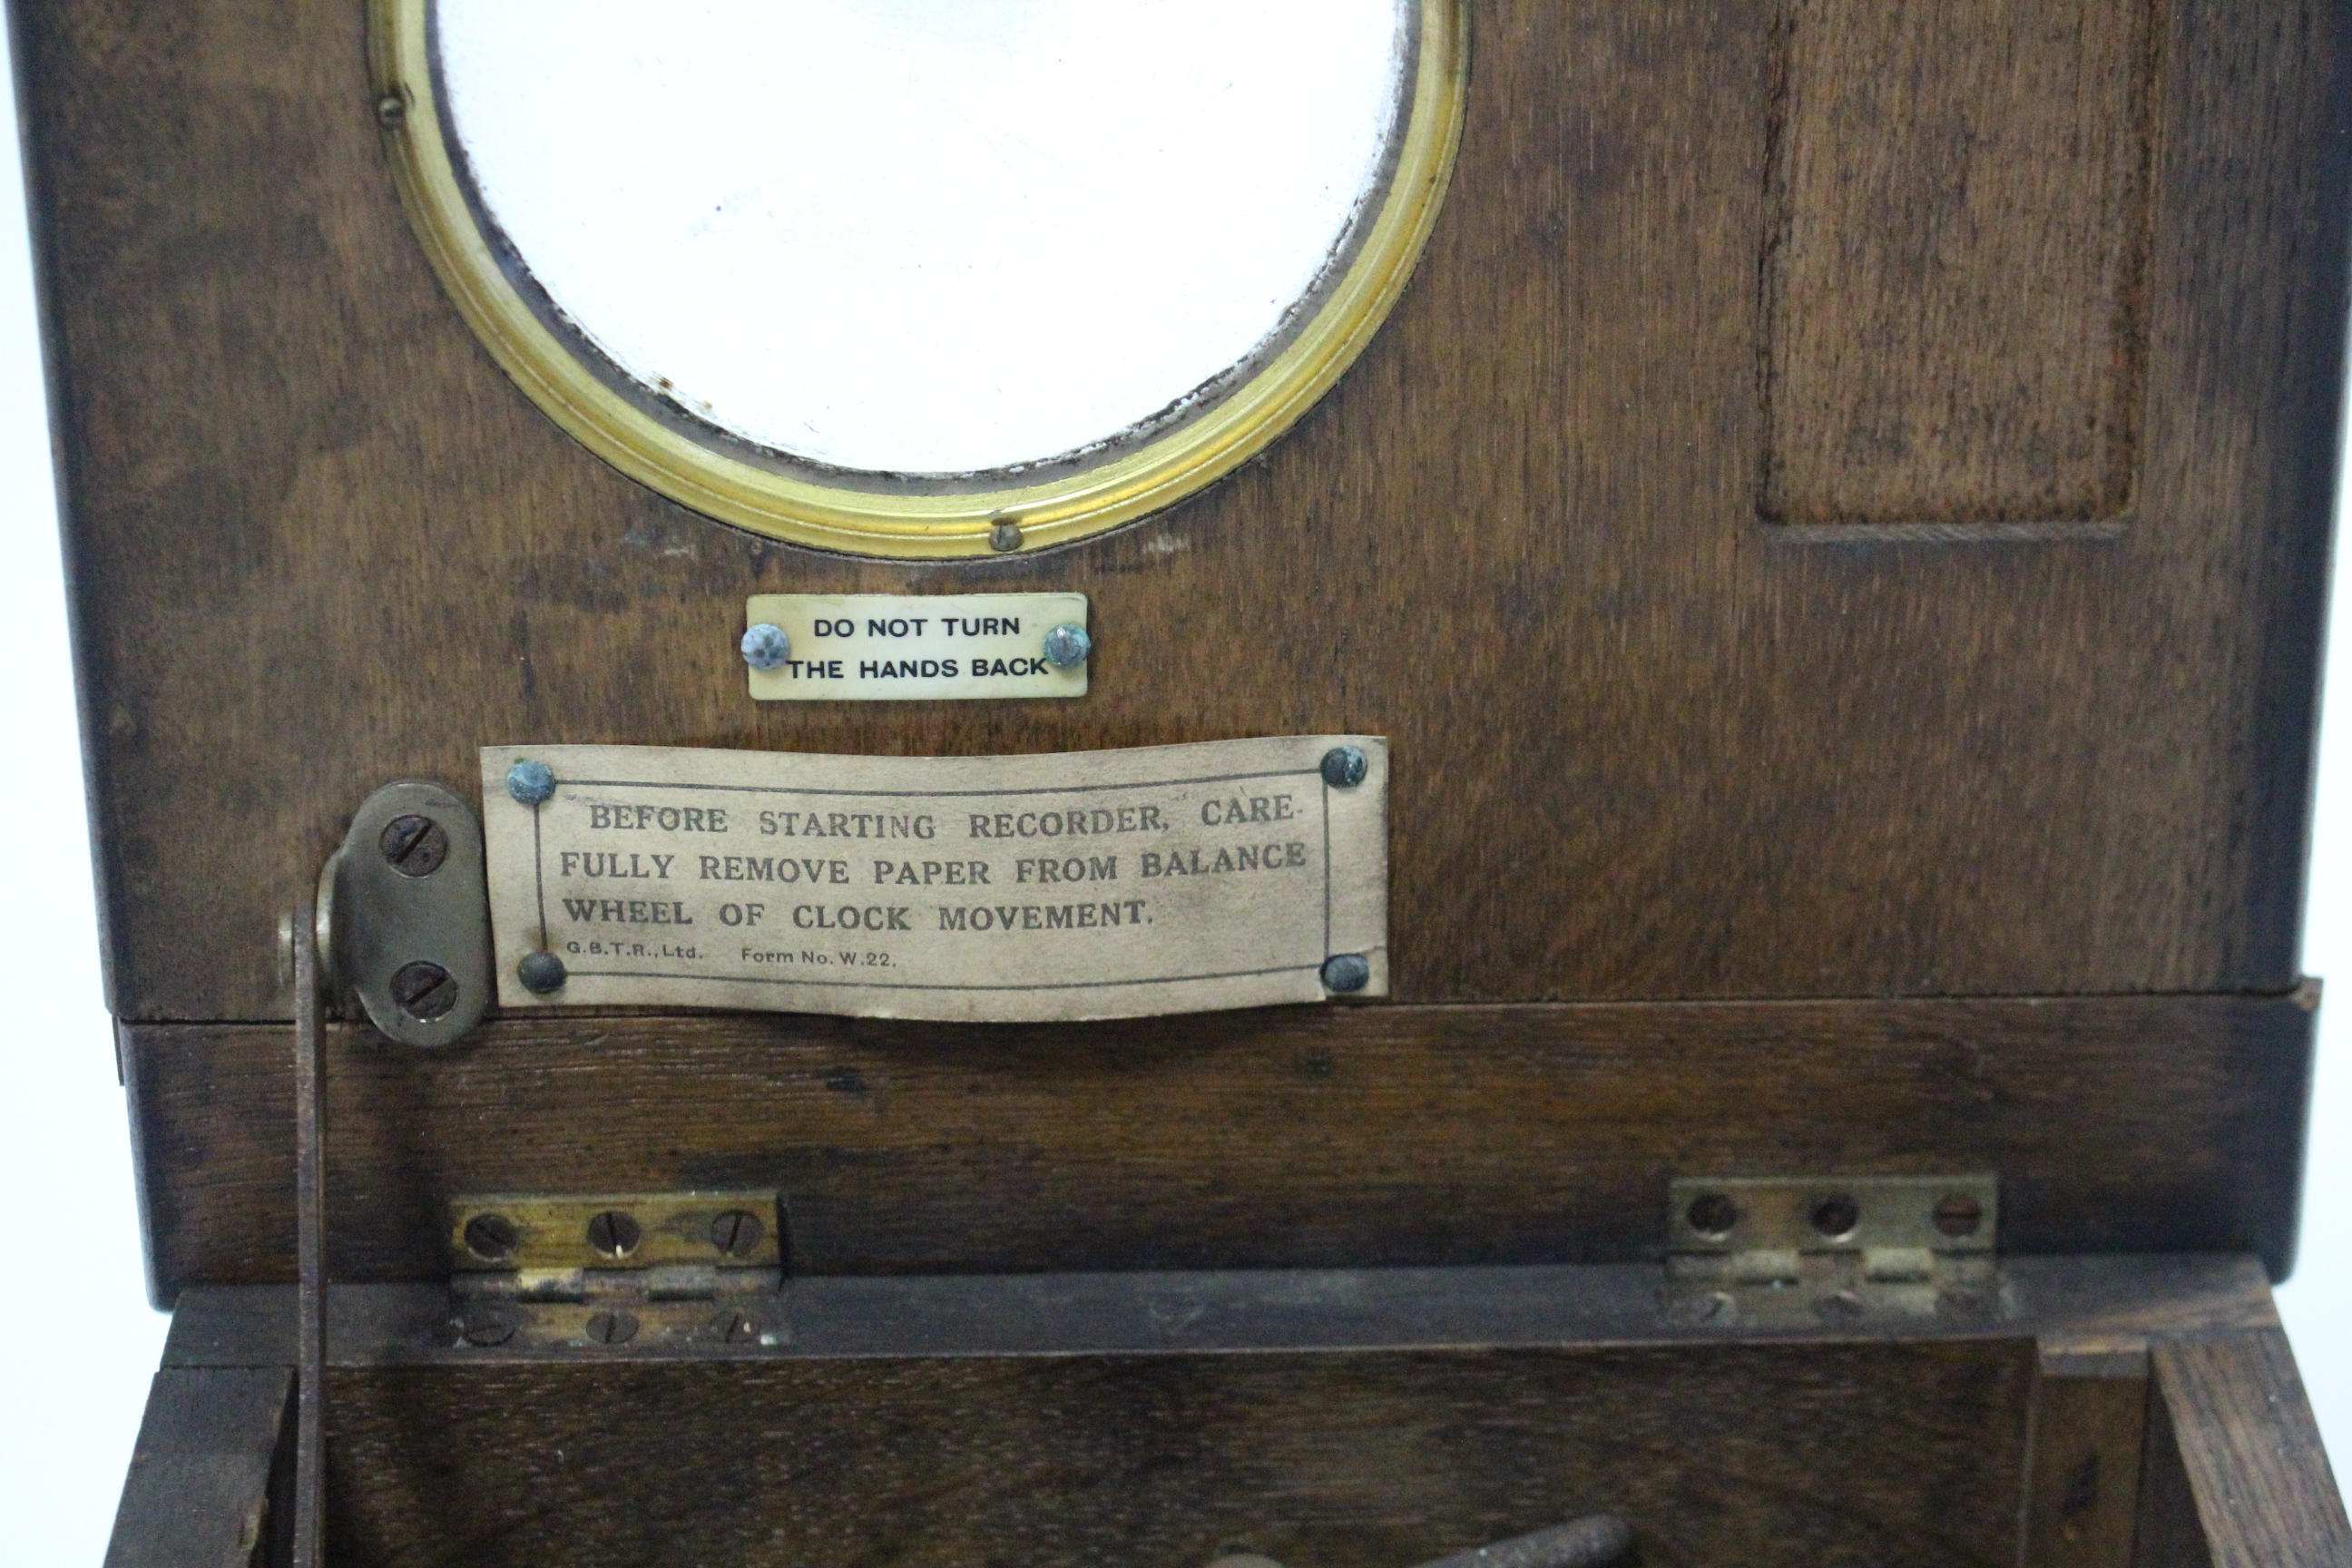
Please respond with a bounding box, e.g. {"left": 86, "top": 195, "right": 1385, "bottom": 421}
{"left": 713, "top": 1308, "right": 763, "bottom": 1345}
{"left": 1810, "top": 1193, "right": 1861, "bottom": 1240}
{"left": 1685, "top": 1192, "right": 1740, "bottom": 1239}
{"left": 463, "top": 1212, "right": 518, "bottom": 1262}
{"left": 456, "top": 1310, "right": 515, "bottom": 1348}
{"left": 390, "top": 961, "right": 457, "bottom": 1023}
{"left": 584, "top": 1310, "right": 638, "bottom": 1346}
{"left": 586, "top": 1210, "right": 641, "bottom": 1259}
{"left": 1933, "top": 1192, "right": 1984, "bottom": 1238}
{"left": 378, "top": 814, "right": 449, "bottom": 877}
{"left": 710, "top": 1209, "right": 764, "bottom": 1258}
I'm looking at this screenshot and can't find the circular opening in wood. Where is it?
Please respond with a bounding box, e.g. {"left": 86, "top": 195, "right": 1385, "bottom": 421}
{"left": 372, "top": 0, "right": 1466, "bottom": 555}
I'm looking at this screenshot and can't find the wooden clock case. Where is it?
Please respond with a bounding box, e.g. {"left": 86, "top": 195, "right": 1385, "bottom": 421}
{"left": 12, "top": 0, "right": 2352, "bottom": 1563}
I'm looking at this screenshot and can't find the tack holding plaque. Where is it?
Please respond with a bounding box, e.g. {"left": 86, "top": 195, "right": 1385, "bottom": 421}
{"left": 481, "top": 738, "right": 1388, "bottom": 1022}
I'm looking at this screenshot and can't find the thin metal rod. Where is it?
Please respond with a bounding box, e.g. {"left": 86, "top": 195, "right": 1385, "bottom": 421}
{"left": 293, "top": 885, "right": 327, "bottom": 1568}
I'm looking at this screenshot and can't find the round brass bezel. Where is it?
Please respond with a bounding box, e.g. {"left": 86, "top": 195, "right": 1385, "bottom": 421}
{"left": 368, "top": 2, "right": 1468, "bottom": 558}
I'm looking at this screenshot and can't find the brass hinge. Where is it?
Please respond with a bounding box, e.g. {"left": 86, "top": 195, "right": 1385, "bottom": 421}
{"left": 1663, "top": 1174, "right": 2004, "bottom": 1329}
{"left": 446, "top": 1191, "right": 786, "bottom": 1350}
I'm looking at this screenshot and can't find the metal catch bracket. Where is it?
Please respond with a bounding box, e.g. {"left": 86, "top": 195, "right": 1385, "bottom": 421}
{"left": 1663, "top": 1173, "right": 2004, "bottom": 1329}
{"left": 318, "top": 779, "right": 491, "bottom": 1048}
{"left": 446, "top": 1191, "right": 788, "bottom": 1351}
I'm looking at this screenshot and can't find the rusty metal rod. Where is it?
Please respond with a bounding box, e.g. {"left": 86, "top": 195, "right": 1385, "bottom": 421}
{"left": 292, "top": 886, "right": 327, "bottom": 1568}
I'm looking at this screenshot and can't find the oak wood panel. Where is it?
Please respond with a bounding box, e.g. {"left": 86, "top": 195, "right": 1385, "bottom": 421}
{"left": 320, "top": 1341, "right": 2035, "bottom": 1568}
{"left": 103, "top": 1367, "right": 291, "bottom": 1568}
{"left": 1761, "top": 0, "right": 2159, "bottom": 524}
{"left": 12, "top": 0, "right": 2347, "bottom": 1023}
{"left": 2020, "top": 1344, "right": 2150, "bottom": 1568}
{"left": 2134, "top": 1377, "right": 2219, "bottom": 1568}
{"left": 2147, "top": 1330, "right": 2352, "bottom": 1568}
{"left": 123, "top": 993, "right": 2314, "bottom": 1296}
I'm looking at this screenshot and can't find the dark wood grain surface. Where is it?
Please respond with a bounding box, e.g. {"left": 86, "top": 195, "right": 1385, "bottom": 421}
{"left": 155, "top": 1255, "right": 2282, "bottom": 1370}
{"left": 2021, "top": 1345, "right": 2151, "bottom": 1568}
{"left": 124, "top": 992, "right": 2313, "bottom": 1294}
{"left": 132, "top": 1261, "right": 2287, "bottom": 1567}
{"left": 12, "top": 0, "right": 2347, "bottom": 1023}
{"left": 318, "top": 1340, "right": 2035, "bottom": 1568}
{"left": 2147, "top": 1330, "right": 2352, "bottom": 1568}
{"left": 1763, "top": 0, "right": 2161, "bottom": 526}
{"left": 101, "top": 1367, "right": 291, "bottom": 1568}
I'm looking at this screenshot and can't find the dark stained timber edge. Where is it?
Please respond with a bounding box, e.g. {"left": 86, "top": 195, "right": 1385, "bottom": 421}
{"left": 123, "top": 991, "right": 2317, "bottom": 1298}
{"left": 102, "top": 1366, "right": 293, "bottom": 1568}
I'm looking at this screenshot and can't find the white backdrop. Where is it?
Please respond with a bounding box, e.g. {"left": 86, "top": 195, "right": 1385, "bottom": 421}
{"left": 3, "top": 24, "right": 2350, "bottom": 1566}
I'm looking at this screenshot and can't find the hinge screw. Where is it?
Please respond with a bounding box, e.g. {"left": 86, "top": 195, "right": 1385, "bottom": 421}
{"left": 584, "top": 1310, "right": 639, "bottom": 1346}
{"left": 378, "top": 814, "right": 449, "bottom": 877}
{"left": 712, "top": 1308, "right": 764, "bottom": 1345}
{"left": 1809, "top": 1194, "right": 1861, "bottom": 1240}
{"left": 1933, "top": 1192, "right": 1984, "bottom": 1238}
{"left": 586, "top": 1210, "right": 642, "bottom": 1259}
{"left": 463, "top": 1212, "right": 519, "bottom": 1262}
{"left": 710, "top": 1209, "right": 765, "bottom": 1258}
{"left": 1814, "top": 1289, "right": 1866, "bottom": 1321}
{"left": 456, "top": 1310, "right": 515, "bottom": 1348}
{"left": 989, "top": 520, "right": 1024, "bottom": 553}
{"left": 1320, "top": 746, "right": 1368, "bottom": 789}
{"left": 375, "top": 92, "right": 407, "bottom": 129}
{"left": 1684, "top": 1192, "right": 1740, "bottom": 1239}
{"left": 390, "top": 961, "right": 458, "bottom": 1023}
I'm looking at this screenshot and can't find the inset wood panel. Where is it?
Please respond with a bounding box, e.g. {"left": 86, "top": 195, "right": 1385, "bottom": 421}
{"left": 1761, "top": 0, "right": 2160, "bottom": 524}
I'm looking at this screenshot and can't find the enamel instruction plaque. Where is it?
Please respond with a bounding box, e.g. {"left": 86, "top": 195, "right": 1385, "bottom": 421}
{"left": 744, "top": 593, "right": 1088, "bottom": 701}
{"left": 481, "top": 739, "right": 1389, "bottom": 1022}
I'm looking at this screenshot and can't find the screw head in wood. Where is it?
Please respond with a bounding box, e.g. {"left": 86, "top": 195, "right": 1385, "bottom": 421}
{"left": 517, "top": 951, "right": 567, "bottom": 995}
{"left": 1320, "top": 746, "right": 1368, "bottom": 788}
{"left": 390, "top": 960, "right": 458, "bottom": 1023}
{"left": 741, "top": 622, "right": 790, "bottom": 671}
{"left": 505, "top": 759, "right": 556, "bottom": 806}
{"left": 378, "top": 814, "right": 449, "bottom": 877}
